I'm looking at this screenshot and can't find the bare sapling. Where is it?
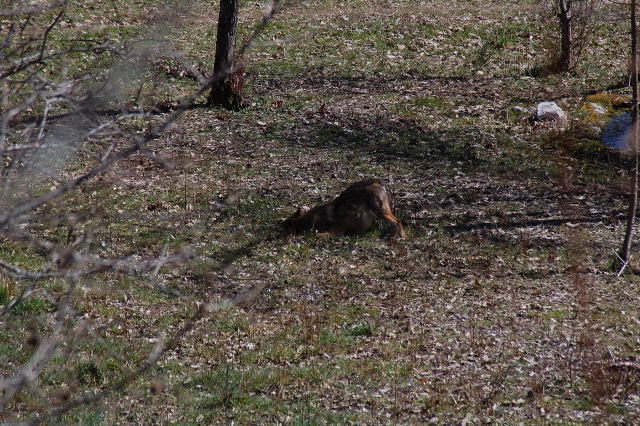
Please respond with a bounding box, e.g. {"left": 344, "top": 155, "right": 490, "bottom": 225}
{"left": 621, "top": 0, "right": 639, "bottom": 271}
{"left": 549, "top": 0, "right": 602, "bottom": 73}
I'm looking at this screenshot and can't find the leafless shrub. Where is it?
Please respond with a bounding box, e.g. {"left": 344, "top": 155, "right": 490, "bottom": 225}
{"left": 0, "top": 0, "right": 286, "bottom": 422}
{"left": 539, "top": 0, "right": 604, "bottom": 74}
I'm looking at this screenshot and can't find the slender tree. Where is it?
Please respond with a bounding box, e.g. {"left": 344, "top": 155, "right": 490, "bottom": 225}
{"left": 621, "top": 0, "right": 639, "bottom": 266}
{"left": 551, "top": 0, "right": 601, "bottom": 73}
{"left": 207, "top": 0, "right": 243, "bottom": 110}
{"left": 556, "top": 0, "right": 573, "bottom": 72}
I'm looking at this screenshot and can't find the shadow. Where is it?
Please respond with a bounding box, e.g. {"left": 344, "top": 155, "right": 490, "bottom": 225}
{"left": 254, "top": 69, "right": 469, "bottom": 91}
{"left": 255, "top": 67, "right": 631, "bottom": 110}
{"left": 414, "top": 210, "right": 626, "bottom": 234}
{"left": 263, "top": 108, "right": 498, "bottom": 172}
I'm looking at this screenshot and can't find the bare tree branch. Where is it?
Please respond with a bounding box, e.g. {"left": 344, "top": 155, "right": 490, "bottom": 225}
{"left": 0, "top": 1, "right": 289, "bottom": 420}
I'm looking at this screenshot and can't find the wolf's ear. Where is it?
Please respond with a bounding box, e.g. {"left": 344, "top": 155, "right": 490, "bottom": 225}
{"left": 294, "top": 207, "right": 303, "bottom": 217}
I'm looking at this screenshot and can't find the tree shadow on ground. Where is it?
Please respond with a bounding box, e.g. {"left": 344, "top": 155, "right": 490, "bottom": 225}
{"left": 435, "top": 210, "right": 625, "bottom": 234}
{"left": 264, "top": 109, "right": 504, "bottom": 171}
{"left": 256, "top": 68, "right": 629, "bottom": 108}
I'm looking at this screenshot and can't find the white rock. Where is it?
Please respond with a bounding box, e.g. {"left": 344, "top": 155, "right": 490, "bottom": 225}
{"left": 535, "top": 101, "right": 567, "bottom": 125}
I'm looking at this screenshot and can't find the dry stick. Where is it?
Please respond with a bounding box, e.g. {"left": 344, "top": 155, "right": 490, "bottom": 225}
{"left": 37, "top": 2, "right": 67, "bottom": 61}
{"left": 0, "top": 282, "right": 36, "bottom": 315}
{"left": 613, "top": 249, "right": 629, "bottom": 277}
{"left": 621, "top": 0, "right": 639, "bottom": 269}
{"left": 1, "top": 42, "right": 112, "bottom": 81}
{"left": 0, "top": 143, "right": 139, "bottom": 227}
{"left": 0, "top": 259, "right": 60, "bottom": 280}
{"left": 0, "top": 249, "right": 193, "bottom": 283}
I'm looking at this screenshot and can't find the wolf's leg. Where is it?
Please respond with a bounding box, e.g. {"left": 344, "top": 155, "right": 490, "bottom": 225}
{"left": 381, "top": 208, "right": 406, "bottom": 239}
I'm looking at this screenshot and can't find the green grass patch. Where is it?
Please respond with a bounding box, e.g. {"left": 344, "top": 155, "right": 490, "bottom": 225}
{"left": 344, "top": 323, "right": 374, "bottom": 337}
{"left": 411, "top": 96, "right": 447, "bottom": 109}
{"left": 542, "top": 309, "right": 571, "bottom": 321}
{"left": 0, "top": 284, "right": 9, "bottom": 305}
{"left": 76, "top": 360, "right": 105, "bottom": 386}
{"left": 10, "top": 297, "right": 54, "bottom": 315}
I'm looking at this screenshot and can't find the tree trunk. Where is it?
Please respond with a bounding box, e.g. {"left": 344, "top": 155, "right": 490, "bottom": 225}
{"left": 207, "top": 0, "right": 243, "bottom": 110}
{"left": 557, "top": 0, "right": 572, "bottom": 72}
{"left": 622, "top": 0, "right": 639, "bottom": 266}
{"left": 559, "top": 14, "right": 572, "bottom": 72}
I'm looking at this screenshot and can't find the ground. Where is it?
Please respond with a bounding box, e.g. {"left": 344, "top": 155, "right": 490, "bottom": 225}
{"left": 1, "top": 0, "right": 640, "bottom": 424}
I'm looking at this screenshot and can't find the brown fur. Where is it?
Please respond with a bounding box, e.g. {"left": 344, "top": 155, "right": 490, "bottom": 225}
{"left": 283, "top": 179, "right": 405, "bottom": 238}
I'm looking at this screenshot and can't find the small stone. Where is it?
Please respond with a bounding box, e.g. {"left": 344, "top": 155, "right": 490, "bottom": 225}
{"left": 533, "top": 101, "right": 567, "bottom": 127}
